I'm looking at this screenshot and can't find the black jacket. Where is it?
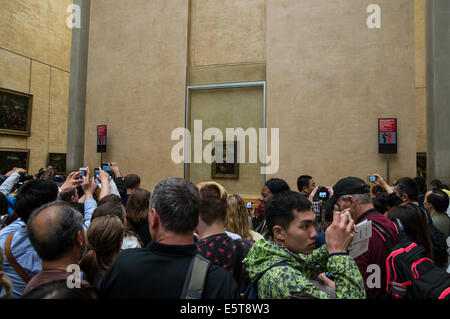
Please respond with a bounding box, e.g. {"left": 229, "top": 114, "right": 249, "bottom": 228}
{"left": 100, "top": 240, "right": 239, "bottom": 299}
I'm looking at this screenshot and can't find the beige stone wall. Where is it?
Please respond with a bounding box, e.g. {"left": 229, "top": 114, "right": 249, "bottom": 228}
{"left": 0, "top": 0, "right": 72, "bottom": 174}
{"left": 266, "top": 0, "right": 416, "bottom": 189}
{"left": 84, "top": 0, "right": 189, "bottom": 190}
{"left": 415, "top": 0, "right": 426, "bottom": 153}
{"left": 84, "top": 0, "right": 417, "bottom": 196}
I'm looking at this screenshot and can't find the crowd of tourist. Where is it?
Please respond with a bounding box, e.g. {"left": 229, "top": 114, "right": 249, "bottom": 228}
{"left": 0, "top": 164, "right": 449, "bottom": 299}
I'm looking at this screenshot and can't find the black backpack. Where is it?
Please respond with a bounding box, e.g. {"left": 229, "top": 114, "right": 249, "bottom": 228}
{"left": 373, "top": 219, "right": 450, "bottom": 299}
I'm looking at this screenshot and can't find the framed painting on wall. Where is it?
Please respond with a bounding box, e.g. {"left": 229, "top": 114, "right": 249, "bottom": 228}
{"left": 47, "top": 153, "right": 67, "bottom": 175}
{"left": 0, "top": 148, "right": 30, "bottom": 174}
{"left": 0, "top": 88, "right": 33, "bottom": 136}
{"left": 211, "top": 141, "right": 239, "bottom": 179}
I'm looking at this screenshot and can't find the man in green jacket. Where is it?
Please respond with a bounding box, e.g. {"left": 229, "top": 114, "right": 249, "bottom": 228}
{"left": 243, "top": 191, "right": 366, "bottom": 299}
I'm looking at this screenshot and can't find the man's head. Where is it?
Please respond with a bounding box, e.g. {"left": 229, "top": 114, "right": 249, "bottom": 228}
{"left": 430, "top": 179, "right": 444, "bottom": 189}
{"left": 393, "top": 177, "right": 419, "bottom": 203}
{"left": 297, "top": 175, "right": 315, "bottom": 196}
{"left": 331, "top": 177, "right": 372, "bottom": 220}
{"left": 27, "top": 201, "right": 86, "bottom": 262}
{"left": 197, "top": 181, "right": 228, "bottom": 226}
{"left": 424, "top": 188, "right": 449, "bottom": 214}
{"left": 124, "top": 174, "right": 141, "bottom": 193}
{"left": 59, "top": 188, "right": 79, "bottom": 203}
{"left": 149, "top": 178, "right": 200, "bottom": 238}
{"left": 266, "top": 191, "right": 316, "bottom": 255}
{"left": 14, "top": 179, "right": 59, "bottom": 224}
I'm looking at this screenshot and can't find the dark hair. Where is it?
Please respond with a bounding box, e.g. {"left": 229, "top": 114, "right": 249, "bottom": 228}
{"left": 297, "top": 175, "right": 312, "bottom": 192}
{"left": 97, "top": 194, "right": 121, "bottom": 206}
{"left": 371, "top": 185, "right": 390, "bottom": 214}
{"left": 426, "top": 188, "right": 449, "bottom": 213}
{"left": 21, "top": 280, "right": 98, "bottom": 299}
{"left": 59, "top": 188, "right": 76, "bottom": 202}
{"left": 430, "top": 179, "right": 444, "bottom": 189}
{"left": 387, "top": 203, "right": 433, "bottom": 259}
{"left": 14, "top": 179, "right": 59, "bottom": 224}
{"left": 198, "top": 182, "right": 227, "bottom": 225}
{"left": 149, "top": 178, "right": 200, "bottom": 234}
{"left": 414, "top": 177, "right": 426, "bottom": 194}
{"left": 265, "top": 191, "right": 312, "bottom": 238}
{"left": 27, "top": 201, "right": 84, "bottom": 261}
{"left": 126, "top": 189, "right": 151, "bottom": 225}
{"left": 92, "top": 200, "right": 125, "bottom": 224}
{"left": 266, "top": 178, "right": 290, "bottom": 194}
{"left": 124, "top": 174, "right": 141, "bottom": 189}
{"left": 394, "top": 177, "right": 419, "bottom": 202}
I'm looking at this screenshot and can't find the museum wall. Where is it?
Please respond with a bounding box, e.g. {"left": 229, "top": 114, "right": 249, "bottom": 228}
{"left": 83, "top": 0, "right": 189, "bottom": 190}
{"left": 415, "top": 0, "right": 426, "bottom": 154}
{"left": 84, "top": 0, "right": 419, "bottom": 195}
{"left": 266, "top": 0, "right": 416, "bottom": 189}
{"left": 0, "top": 0, "right": 72, "bottom": 175}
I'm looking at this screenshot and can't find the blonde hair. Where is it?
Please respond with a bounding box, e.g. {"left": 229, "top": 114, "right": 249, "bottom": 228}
{"left": 225, "top": 194, "right": 253, "bottom": 240}
{"left": 0, "top": 246, "right": 13, "bottom": 299}
{"left": 196, "top": 181, "right": 228, "bottom": 199}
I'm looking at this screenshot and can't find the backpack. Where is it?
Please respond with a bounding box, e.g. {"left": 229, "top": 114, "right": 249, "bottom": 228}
{"left": 417, "top": 205, "right": 448, "bottom": 268}
{"left": 373, "top": 219, "right": 450, "bottom": 299}
{"left": 241, "top": 262, "right": 291, "bottom": 299}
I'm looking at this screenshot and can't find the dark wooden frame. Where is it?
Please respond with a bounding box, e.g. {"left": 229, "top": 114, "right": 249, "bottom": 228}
{"left": 0, "top": 148, "right": 30, "bottom": 174}
{"left": 0, "top": 88, "right": 33, "bottom": 136}
{"left": 211, "top": 141, "right": 239, "bottom": 179}
{"left": 47, "top": 153, "right": 67, "bottom": 175}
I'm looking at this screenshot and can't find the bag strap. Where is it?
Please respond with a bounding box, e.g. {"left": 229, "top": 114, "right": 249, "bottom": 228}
{"left": 371, "top": 220, "right": 400, "bottom": 252}
{"left": 181, "top": 254, "right": 211, "bottom": 299}
{"left": 4, "top": 233, "right": 31, "bottom": 283}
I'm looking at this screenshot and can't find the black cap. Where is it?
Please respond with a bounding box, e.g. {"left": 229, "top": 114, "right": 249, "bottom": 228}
{"left": 329, "top": 177, "right": 370, "bottom": 203}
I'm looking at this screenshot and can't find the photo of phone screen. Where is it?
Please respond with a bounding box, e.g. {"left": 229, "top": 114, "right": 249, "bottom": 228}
{"left": 94, "top": 168, "right": 100, "bottom": 185}
{"left": 101, "top": 163, "right": 115, "bottom": 178}
{"left": 246, "top": 202, "right": 252, "bottom": 209}
{"left": 369, "top": 176, "right": 376, "bottom": 182}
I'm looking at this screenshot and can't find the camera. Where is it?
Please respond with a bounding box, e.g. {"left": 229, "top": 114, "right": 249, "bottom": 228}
{"left": 312, "top": 186, "right": 330, "bottom": 202}
{"left": 368, "top": 175, "right": 376, "bottom": 183}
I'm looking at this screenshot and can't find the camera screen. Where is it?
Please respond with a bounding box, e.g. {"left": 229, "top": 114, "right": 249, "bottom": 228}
{"left": 246, "top": 202, "right": 252, "bottom": 209}
{"left": 319, "top": 192, "right": 327, "bottom": 198}
{"left": 369, "top": 176, "right": 376, "bottom": 182}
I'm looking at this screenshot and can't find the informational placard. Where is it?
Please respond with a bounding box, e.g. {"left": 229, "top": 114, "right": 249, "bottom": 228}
{"left": 97, "top": 125, "right": 107, "bottom": 153}
{"left": 378, "top": 118, "right": 397, "bottom": 154}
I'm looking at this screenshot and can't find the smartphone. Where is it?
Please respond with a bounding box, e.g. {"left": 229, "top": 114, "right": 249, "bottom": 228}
{"left": 79, "top": 167, "right": 87, "bottom": 179}
{"left": 101, "top": 163, "right": 115, "bottom": 179}
{"left": 368, "top": 175, "right": 376, "bottom": 183}
{"left": 94, "top": 168, "right": 101, "bottom": 185}
{"left": 246, "top": 202, "right": 252, "bottom": 209}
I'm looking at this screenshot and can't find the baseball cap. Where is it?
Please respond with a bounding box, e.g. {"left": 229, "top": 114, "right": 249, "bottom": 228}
{"left": 327, "top": 177, "right": 370, "bottom": 204}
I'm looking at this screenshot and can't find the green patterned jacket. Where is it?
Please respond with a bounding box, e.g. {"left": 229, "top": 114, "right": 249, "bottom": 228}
{"left": 243, "top": 239, "right": 366, "bottom": 299}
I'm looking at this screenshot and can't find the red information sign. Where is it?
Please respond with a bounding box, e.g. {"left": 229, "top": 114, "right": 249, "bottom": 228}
{"left": 97, "top": 125, "right": 107, "bottom": 153}
{"left": 379, "top": 118, "right": 396, "bottom": 132}
{"left": 97, "top": 125, "right": 107, "bottom": 136}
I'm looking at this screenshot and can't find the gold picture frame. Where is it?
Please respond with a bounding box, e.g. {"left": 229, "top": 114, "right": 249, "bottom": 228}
{"left": 0, "top": 87, "right": 33, "bottom": 136}
{"left": 0, "top": 148, "right": 30, "bottom": 174}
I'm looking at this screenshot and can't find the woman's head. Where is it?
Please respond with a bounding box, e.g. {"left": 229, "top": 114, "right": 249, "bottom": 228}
{"left": 79, "top": 216, "right": 124, "bottom": 284}
{"left": 197, "top": 182, "right": 228, "bottom": 225}
{"left": 126, "top": 189, "right": 151, "bottom": 225}
{"left": 225, "top": 194, "right": 252, "bottom": 239}
{"left": 387, "top": 203, "right": 433, "bottom": 259}
{"left": 260, "top": 178, "right": 290, "bottom": 208}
